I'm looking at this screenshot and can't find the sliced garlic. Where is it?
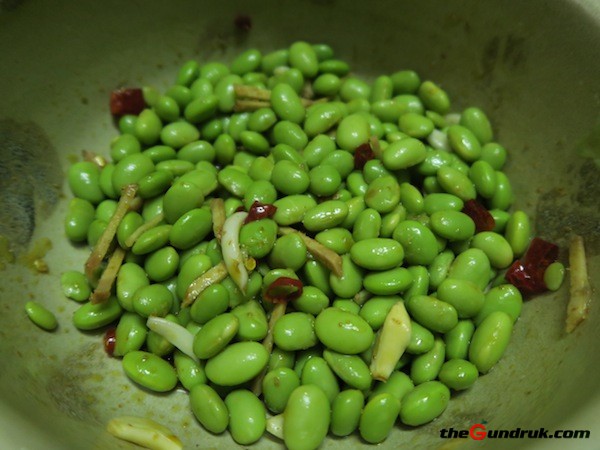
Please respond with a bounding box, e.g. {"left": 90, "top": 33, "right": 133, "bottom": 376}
{"left": 146, "top": 316, "right": 197, "bottom": 362}
{"left": 221, "top": 211, "right": 249, "bottom": 293}
{"left": 266, "top": 413, "right": 285, "bottom": 440}
{"left": 370, "top": 301, "right": 412, "bottom": 382}
{"left": 106, "top": 416, "right": 183, "bottom": 450}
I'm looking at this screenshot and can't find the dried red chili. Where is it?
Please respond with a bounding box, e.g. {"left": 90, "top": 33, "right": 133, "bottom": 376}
{"left": 264, "top": 277, "right": 303, "bottom": 304}
{"left": 244, "top": 201, "right": 277, "bottom": 224}
{"left": 110, "top": 88, "right": 145, "bottom": 117}
{"left": 353, "top": 142, "right": 375, "bottom": 170}
{"left": 461, "top": 199, "right": 495, "bottom": 232}
{"left": 506, "top": 237, "right": 559, "bottom": 297}
{"left": 103, "top": 327, "right": 117, "bottom": 356}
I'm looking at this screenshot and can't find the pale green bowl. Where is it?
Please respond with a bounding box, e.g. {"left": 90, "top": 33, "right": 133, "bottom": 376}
{"left": 1, "top": 1, "right": 599, "bottom": 449}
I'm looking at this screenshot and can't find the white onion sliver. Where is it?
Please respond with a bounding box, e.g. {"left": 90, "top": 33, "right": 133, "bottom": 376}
{"left": 221, "top": 211, "right": 249, "bottom": 293}
{"left": 146, "top": 317, "right": 197, "bottom": 362}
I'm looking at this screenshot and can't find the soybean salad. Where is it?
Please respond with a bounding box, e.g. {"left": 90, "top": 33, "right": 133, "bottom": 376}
{"left": 59, "top": 41, "right": 565, "bottom": 449}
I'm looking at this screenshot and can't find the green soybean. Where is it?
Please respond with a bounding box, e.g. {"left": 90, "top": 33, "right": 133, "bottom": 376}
{"left": 544, "top": 262, "right": 565, "bottom": 291}
{"left": 410, "top": 337, "right": 445, "bottom": 384}
{"left": 475, "top": 284, "right": 523, "bottom": 325}
{"left": 469, "top": 311, "right": 513, "bottom": 373}
{"left": 315, "top": 307, "right": 374, "bottom": 354}
{"left": 190, "top": 384, "right": 229, "bottom": 434}
{"left": 262, "top": 367, "right": 301, "bottom": 414}
{"left": 405, "top": 295, "right": 458, "bottom": 334}
{"left": 205, "top": 341, "right": 269, "bottom": 385}
{"left": 400, "top": 380, "right": 450, "bottom": 426}
{"left": 350, "top": 238, "right": 404, "bottom": 271}
{"left": 439, "top": 359, "right": 479, "bottom": 390}
{"left": 444, "top": 320, "right": 475, "bottom": 360}
{"left": 283, "top": 385, "right": 330, "bottom": 450}
{"left": 73, "top": 296, "right": 122, "bottom": 331}
{"left": 122, "top": 350, "right": 177, "bottom": 392}
{"left": 393, "top": 220, "right": 439, "bottom": 265}
{"left": 225, "top": 389, "right": 266, "bottom": 445}
{"left": 301, "top": 356, "right": 340, "bottom": 404}
{"left": 25, "top": 301, "right": 58, "bottom": 331}
{"left": 330, "top": 389, "right": 364, "bottom": 437}
{"left": 359, "top": 393, "right": 401, "bottom": 444}
{"left": 114, "top": 312, "right": 147, "bottom": 357}
{"left": 61, "top": 270, "right": 92, "bottom": 302}
{"left": 323, "top": 349, "right": 372, "bottom": 391}
{"left": 273, "top": 312, "right": 317, "bottom": 351}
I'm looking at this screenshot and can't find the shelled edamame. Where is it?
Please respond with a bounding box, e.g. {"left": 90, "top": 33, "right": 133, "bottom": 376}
{"left": 60, "top": 41, "right": 565, "bottom": 450}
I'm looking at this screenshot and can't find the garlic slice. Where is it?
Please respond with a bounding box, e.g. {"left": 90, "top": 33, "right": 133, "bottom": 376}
{"left": 370, "top": 301, "right": 412, "bottom": 382}
{"left": 221, "top": 211, "right": 249, "bottom": 293}
{"left": 106, "top": 416, "right": 182, "bottom": 450}
{"left": 266, "top": 413, "right": 285, "bottom": 440}
{"left": 146, "top": 316, "right": 197, "bottom": 362}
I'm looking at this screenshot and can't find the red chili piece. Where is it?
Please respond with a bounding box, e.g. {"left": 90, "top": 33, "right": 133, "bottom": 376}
{"left": 461, "top": 199, "right": 495, "bottom": 232}
{"left": 234, "top": 14, "right": 252, "bottom": 31}
{"left": 264, "top": 277, "right": 303, "bottom": 304}
{"left": 244, "top": 201, "right": 277, "bottom": 224}
{"left": 110, "top": 88, "right": 145, "bottom": 117}
{"left": 103, "top": 327, "right": 117, "bottom": 356}
{"left": 506, "top": 237, "right": 559, "bottom": 297}
{"left": 353, "top": 143, "right": 375, "bottom": 170}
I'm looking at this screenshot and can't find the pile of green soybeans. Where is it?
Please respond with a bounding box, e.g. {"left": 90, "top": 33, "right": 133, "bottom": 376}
{"left": 59, "top": 41, "right": 560, "bottom": 450}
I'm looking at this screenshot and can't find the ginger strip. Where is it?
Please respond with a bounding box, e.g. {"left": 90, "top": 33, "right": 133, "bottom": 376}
{"left": 565, "top": 235, "right": 593, "bottom": 333}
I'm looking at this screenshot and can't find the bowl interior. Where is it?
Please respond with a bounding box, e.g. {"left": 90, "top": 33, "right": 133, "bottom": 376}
{"left": 0, "top": 1, "right": 599, "bottom": 449}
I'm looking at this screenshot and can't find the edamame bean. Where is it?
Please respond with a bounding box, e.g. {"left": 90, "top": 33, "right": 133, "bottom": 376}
{"left": 61, "top": 270, "right": 92, "bottom": 302}
{"left": 174, "top": 349, "right": 206, "bottom": 390}
{"left": 301, "top": 356, "right": 340, "bottom": 404}
{"left": 262, "top": 367, "right": 300, "bottom": 414}
{"left": 190, "top": 283, "right": 229, "bottom": 324}
{"left": 273, "top": 312, "right": 317, "bottom": 351}
{"left": 73, "top": 296, "right": 123, "bottom": 330}
{"left": 544, "top": 262, "right": 565, "bottom": 291}
{"left": 447, "top": 125, "right": 482, "bottom": 162}
{"left": 438, "top": 359, "right": 479, "bottom": 390}
{"left": 460, "top": 107, "right": 493, "bottom": 144}
{"left": 470, "top": 231, "right": 514, "bottom": 268}
{"left": 406, "top": 321, "right": 435, "bottom": 355}
{"left": 418, "top": 81, "right": 450, "bottom": 114}
{"left": 447, "top": 248, "right": 491, "bottom": 291}
{"left": 336, "top": 113, "right": 370, "bottom": 151}
{"left": 283, "top": 385, "right": 330, "bottom": 450}
{"left": 363, "top": 267, "right": 413, "bottom": 296}
{"left": 359, "top": 393, "right": 401, "bottom": 444}
{"left": 68, "top": 161, "right": 105, "bottom": 204}
{"left": 315, "top": 307, "right": 374, "bottom": 354}
{"left": 225, "top": 389, "right": 266, "bottom": 445}
{"left": 393, "top": 220, "right": 439, "bottom": 265}
{"left": 323, "top": 349, "right": 372, "bottom": 391}
{"left": 400, "top": 381, "right": 450, "bottom": 426}
{"left": 350, "top": 238, "right": 404, "bottom": 271}
{"left": 444, "top": 320, "right": 475, "bottom": 360}
{"left": 169, "top": 207, "right": 212, "bottom": 250}
{"left": 330, "top": 389, "right": 364, "bottom": 437}
{"left": 132, "top": 284, "right": 173, "bottom": 318}
{"left": 205, "top": 341, "right": 269, "bottom": 385}
{"left": 303, "top": 200, "right": 348, "bottom": 232}
{"left": 114, "top": 312, "right": 147, "bottom": 356}
{"left": 271, "top": 83, "right": 306, "bottom": 124}
{"left": 382, "top": 138, "right": 427, "bottom": 170}
{"left": 436, "top": 166, "right": 477, "bottom": 201}
{"left": 143, "top": 246, "right": 179, "bottom": 282}
{"left": 364, "top": 175, "right": 401, "bottom": 213}
{"left": 122, "top": 350, "right": 177, "bottom": 392}
{"left": 410, "top": 337, "right": 445, "bottom": 384}
{"left": 437, "top": 278, "right": 485, "bottom": 318}
{"left": 405, "top": 295, "right": 458, "bottom": 334}
{"left": 504, "top": 210, "right": 531, "bottom": 257}
{"left": 475, "top": 284, "right": 522, "bottom": 325}
{"left": 469, "top": 311, "right": 513, "bottom": 373}
{"left": 289, "top": 41, "right": 319, "bottom": 78}
{"left": 190, "top": 384, "right": 229, "bottom": 434}
{"left": 25, "top": 301, "right": 57, "bottom": 331}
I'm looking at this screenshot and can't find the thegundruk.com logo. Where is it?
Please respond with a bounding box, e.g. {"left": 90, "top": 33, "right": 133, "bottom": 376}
{"left": 440, "top": 423, "right": 591, "bottom": 440}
